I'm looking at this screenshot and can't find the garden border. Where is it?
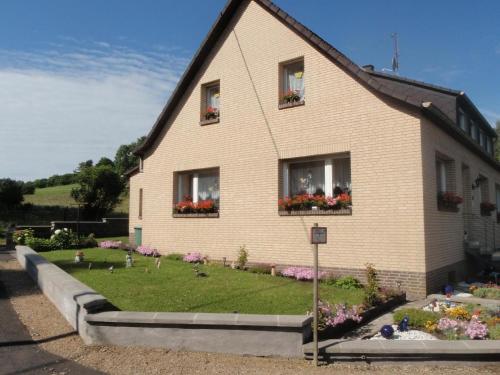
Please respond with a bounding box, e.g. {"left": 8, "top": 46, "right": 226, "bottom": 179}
{"left": 16, "top": 245, "right": 312, "bottom": 357}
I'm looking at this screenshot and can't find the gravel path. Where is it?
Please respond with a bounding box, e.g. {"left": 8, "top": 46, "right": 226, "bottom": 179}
{"left": 0, "top": 250, "right": 499, "bottom": 374}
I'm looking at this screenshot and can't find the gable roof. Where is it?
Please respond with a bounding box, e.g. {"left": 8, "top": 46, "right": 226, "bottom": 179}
{"left": 134, "top": 0, "right": 499, "bottom": 169}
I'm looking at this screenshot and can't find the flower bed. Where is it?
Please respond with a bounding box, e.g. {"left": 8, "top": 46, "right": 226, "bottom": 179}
{"left": 281, "top": 266, "right": 327, "bottom": 281}
{"left": 385, "top": 299, "right": 500, "bottom": 340}
{"left": 99, "top": 240, "right": 123, "bottom": 249}
{"left": 136, "top": 245, "right": 159, "bottom": 257}
{"left": 437, "top": 191, "right": 463, "bottom": 212}
{"left": 183, "top": 252, "right": 204, "bottom": 263}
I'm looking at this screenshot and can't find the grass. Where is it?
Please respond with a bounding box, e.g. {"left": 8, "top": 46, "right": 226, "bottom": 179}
{"left": 24, "top": 185, "right": 129, "bottom": 213}
{"left": 41, "top": 249, "right": 364, "bottom": 314}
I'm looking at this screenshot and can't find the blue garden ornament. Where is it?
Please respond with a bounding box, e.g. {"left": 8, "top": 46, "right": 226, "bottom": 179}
{"left": 398, "top": 315, "right": 409, "bottom": 332}
{"left": 444, "top": 284, "right": 454, "bottom": 296}
{"left": 380, "top": 324, "right": 394, "bottom": 339}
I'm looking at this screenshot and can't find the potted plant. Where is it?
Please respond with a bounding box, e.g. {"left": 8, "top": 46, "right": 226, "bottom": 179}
{"left": 480, "top": 202, "right": 496, "bottom": 216}
{"left": 205, "top": 106, "right": 219, "bottom": 120}
{"left": 437, "top": 191, "right": 463, "bottom": 211}
{"left": 282, "top": 90, "right": 301, "bottom": 103}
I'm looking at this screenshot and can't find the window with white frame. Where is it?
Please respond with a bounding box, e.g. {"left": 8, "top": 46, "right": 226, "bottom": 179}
{"left": 436, "top": 158, "right": 449, "bottom": 193}
{"left": 282, "top": 154, "right": 351, "bottom": 198}
{"left": 280, "top": 58, "right": 305, "bottom": 104}
{"left": 176, "top": 168, "right": 220, "bottom": 205}
{"left": 201, "top": 81, "right": 220, "bottom": 123}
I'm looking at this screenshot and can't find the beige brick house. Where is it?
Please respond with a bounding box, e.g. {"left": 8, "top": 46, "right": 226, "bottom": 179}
{"left": 127, "top": 0, "right": 500, "bottom": 297}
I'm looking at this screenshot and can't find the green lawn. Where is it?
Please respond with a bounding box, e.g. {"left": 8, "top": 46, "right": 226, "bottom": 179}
{"left": 41, "top": 249, "right": 364, "bottom": 314}
{"left": 24, "top": 185, "right": 129, "bottom": 213}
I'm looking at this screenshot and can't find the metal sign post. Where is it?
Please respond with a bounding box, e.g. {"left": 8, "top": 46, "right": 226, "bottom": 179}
{"left": 310, "top": 223, "right": 327, "bottom": 366}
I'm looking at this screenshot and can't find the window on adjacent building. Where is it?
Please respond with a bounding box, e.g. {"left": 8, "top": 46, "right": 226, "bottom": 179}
{"left": 479, "top": 131, "right": 486, "bottom": 148}
{"left": 470, "top": 121, "right": 479, "bottom": 142}
{"left": 282, "top": 154, "right": 351, "bottom": 198}
{"left": 201, "top": 81, "right": 220, "bottom": 124}
{"left": 458, "top": 109, "right": 468, "bottom": 133}
{"left": 138, "top": 188, "right": 143, "bottom": 219}
{"left": 487, "top": 138, "right": 493, "bottom": 155}
{"left": 279, "top": 58, "right": 304, "bottom": 106}
{"left": 175, "top": 168, "right": 220, "bottom": 205}
{"left": 139, "top": 158, "right": 144, "bottom": 172}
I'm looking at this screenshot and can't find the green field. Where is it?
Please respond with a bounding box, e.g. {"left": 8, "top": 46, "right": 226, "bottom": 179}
{"left": 41, "top": 249, "right": 364, "bottom": 314}
{"left": 24, "top": 185, "right": 129, "bottom": 213}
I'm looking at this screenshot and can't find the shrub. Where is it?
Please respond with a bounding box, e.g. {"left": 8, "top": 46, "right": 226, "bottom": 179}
{"left": 50, "top": 228, "right": 77, "bottom": 249}
{"left": 363, "top": 263, "right": 380, "bottom": 307}
{"left": 318, "top": 300, "right": 362, "bottom": 330}
{"left": 99, "top": 240, "right": 123, "bottom": 249}
{"left": 26, "top": 237, "right": 57, "bottom": 252}
{"left": 137, "top": 245, "right": 159, "bottom": 257}
{"left": 78, "top": 234, "right": 97, "bottom": 248}
{"left": 488, "top": 324, "right": 500, "bottom": 340}
{"left": 334, "top": 276, "right": 362, "bottom": 290}
{"left": 14, "top": 229, "right": 34, "bottom": 245}
{"left": 393, "top": 308, "right": 440, "bottom": 329}
{"left": 165, "top": 253, "right": 184, "bottom": 261}
{"left": 472, "top": 287, "right": 500, "bottom": 300}
{"left": 183, "top": 252, "right": 203, "bottom": 263}
{"left": 248, "top": 264, "right": 272, "bottom": 274}
{"left": 281, "top": 267, "right": 327, "bottom": 281}
{"left": 237, "top": 245, "right": 248, "bottom": 269}
{"left": 465, "top": 319, "right": 488, "bottom": 339}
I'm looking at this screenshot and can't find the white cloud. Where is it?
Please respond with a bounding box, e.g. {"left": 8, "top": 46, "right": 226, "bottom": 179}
{"left": 0, "top": 43, "right": 188, "bottom": 180}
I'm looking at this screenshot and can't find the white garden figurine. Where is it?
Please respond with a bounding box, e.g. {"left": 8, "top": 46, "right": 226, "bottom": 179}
{"left": 126, "top": 254, "right": 133, "bottom": 268}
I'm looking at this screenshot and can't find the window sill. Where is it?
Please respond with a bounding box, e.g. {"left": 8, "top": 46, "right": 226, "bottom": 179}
{"left": 200, "top": 118, "right": 219, "bottom": 126}
{"left": 278, "top": 208, "right": 351, "bottom": 216}
{"left": 278, "top": 100, "right": 305, "bottom": 110}
{"left": 173, "top": 212, "right": 219, "bottom": 218}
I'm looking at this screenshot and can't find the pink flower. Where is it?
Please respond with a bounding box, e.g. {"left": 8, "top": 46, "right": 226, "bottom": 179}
{"left": 281, "top": 267, "right": 326, "bottom": 281}
{"left": 465, "top": 318, "right": 488, "bottom": 339}
{"left": 183, "top": 252, "right": 204, "bottom": 263}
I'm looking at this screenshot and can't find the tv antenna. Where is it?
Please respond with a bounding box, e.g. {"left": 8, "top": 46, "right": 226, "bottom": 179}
{"left": 381, "top": 33, "right": 400, "bottom": 75}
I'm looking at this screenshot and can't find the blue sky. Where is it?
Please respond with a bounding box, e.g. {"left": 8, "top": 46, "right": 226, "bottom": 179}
{"left": 1, "top": 0, "right": 499, "bottom": 180}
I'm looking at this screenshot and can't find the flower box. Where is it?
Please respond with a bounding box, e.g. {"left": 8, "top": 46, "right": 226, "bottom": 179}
{"left": 172, "top": 212, "right": 219, "bottom": 218}
{"left": 278, "top": 100, "right": 305, "bottom": 110}
{"left": 200, "top": 118, "right": 219, "bottom": 126}
{"left": 480, "top": 202, "right": 495, "bottom": 217}
{"left": 437, "top": 192, "right": 463, "bottom": 212}
{"left": 279, "top": 208, "right": 351, "bottom": 216}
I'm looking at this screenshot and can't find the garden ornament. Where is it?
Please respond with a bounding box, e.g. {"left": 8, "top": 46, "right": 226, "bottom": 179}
{"left": 108, "top": 265, "right": 114, "bottom": 273}
{"left": 74, "top": 251, "right": 84, "bottom": 264}
{"left": 193, "top": 266, "right": 208, "bottom": 277}
{"left": 444, "top": 284, "right": 454, "bottom": 297}
{"left": 380, "top": 324, "right": 394, "bottom": 339}
{"left": 126, "top": 254, "right": 133, "bottom": 268}
{"left": 398, "top": 315, "right": 409, "bottom": 332}
{"left": 88, "top": 262, "right": 92, "bottom": 270}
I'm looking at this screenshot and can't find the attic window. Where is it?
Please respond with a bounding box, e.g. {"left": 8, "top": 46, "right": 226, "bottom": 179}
{"left": 279, "top": 58, "right": 305, "bottom": 109}
{"left": 458, "top": 109, "right": 468, "bottom": 133}
{"left": 200, "top": 81, "right": 220, "bottom": 125}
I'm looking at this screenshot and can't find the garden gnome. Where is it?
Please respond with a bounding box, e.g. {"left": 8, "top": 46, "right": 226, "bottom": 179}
{"left": 126, "top": 253, "right": 133, "bottom": 268}
{"left": 271, "top": 264, "right": 276, "bottom": 277}
{"left": 230, "top": 261, "right": 236, "bottom": 269}
{"left": 74, "top": 251, "right": 84, "bottom": 263}
{"left": 398, "top": 315, "right": 409, "bottom": 332}
{"left": 444, "top": 284, "right": 454, "bottom": 298}
{"left": 155, "top": 257, "right": 161, "bottom": 269}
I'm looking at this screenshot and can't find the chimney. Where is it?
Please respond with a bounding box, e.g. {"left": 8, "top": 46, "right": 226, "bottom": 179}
{"left": 362, "top": 64, "right": 375, "bottom": 72}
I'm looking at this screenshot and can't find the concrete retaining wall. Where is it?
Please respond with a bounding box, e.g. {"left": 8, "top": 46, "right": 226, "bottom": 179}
{"left": 16, "top": 246, "right": 312, "bottom": 357}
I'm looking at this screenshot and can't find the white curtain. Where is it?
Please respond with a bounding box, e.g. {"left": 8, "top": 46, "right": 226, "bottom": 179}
{"left": 285, "top": 61, "right": 304, "bottom": 100}
{"left": 290, "top": 160, "right": 324, "bottom": 196}
{"left": 197, "top": 172, "right": 219, "bottom": 201}
{"left": 207, "top": 86, "right": 220, "bottom": 110}
{"left": 333, "top": 158, "right": 351, "bottom": 192}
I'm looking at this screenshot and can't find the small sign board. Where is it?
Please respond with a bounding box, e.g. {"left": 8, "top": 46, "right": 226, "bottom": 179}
{"left": 311, "top": 227, "right": 327, "bottom": 244}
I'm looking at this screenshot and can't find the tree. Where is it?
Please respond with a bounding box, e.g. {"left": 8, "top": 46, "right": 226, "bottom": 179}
{"left": 0, "top": 179, "right": 24, "bottom": 207}
{"left": 114, "top": 136, "right": 146, "bottom": 176}
{"left": 21, "top": 181, "right": 36, "bottom": 195}
{"left": 496, "top": 120, "right": 500, "bottom": 162}
{"left": 96, "top": 157, "right": 115, "bottom": 168}
{"left": 71, "top": 164, "right": 124, "bottom": 220}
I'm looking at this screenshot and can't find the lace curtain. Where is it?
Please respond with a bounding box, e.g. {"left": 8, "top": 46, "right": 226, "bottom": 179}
{"left": 333, "top": 158, "right": 351, "bottom": 193}
{"left": 284, "top": 61, "right": 304, "bottom": 100}
{"left": 289, "top": 160, "right": 324, "bottom": 196}
{"left": 198, "top": 172, "right": 220, "bottom": 202}
{"left": 206, "top": 86, "right": 220, "bottom": 110}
